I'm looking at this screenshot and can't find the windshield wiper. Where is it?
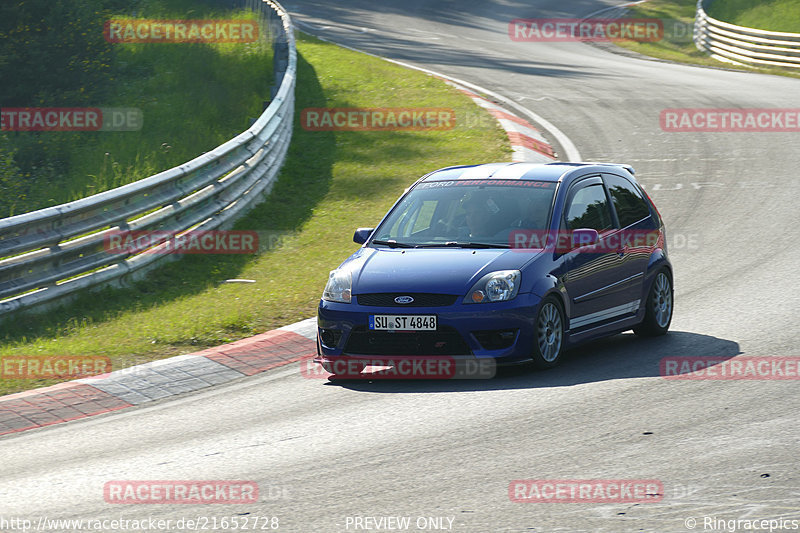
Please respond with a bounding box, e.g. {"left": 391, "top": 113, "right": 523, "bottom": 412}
{"left": 414, "top": 242, "right": 510, "bottom": 249}
{"left": 371, "top": 239, "right": 415, "bottom": 248}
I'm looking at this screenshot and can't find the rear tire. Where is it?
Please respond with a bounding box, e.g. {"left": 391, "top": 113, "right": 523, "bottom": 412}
{"left": 531, "top": 296, "right": 565, "bottom": 369}
{"left": 634, "top": 269, "right": 673, "bottom": 337}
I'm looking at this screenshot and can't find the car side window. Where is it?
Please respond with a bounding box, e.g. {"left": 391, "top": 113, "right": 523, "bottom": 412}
{"left": 565, "top": 183, "right": 613, "bottom": 231}
{"left": 604, "top": 174, "right": 652, "bottom": 228}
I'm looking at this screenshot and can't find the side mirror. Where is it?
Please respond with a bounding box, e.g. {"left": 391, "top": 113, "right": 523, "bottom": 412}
{"left": 353, "top": 227, "right": 375, "bottom": 245}
{"left": 571, "top": 228, "right": 599, "bottom": 248}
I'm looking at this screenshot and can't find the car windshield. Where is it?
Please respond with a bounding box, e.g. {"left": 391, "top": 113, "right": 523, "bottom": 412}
{"left": 371, "top": 179, "right": 557, "bottom": 248}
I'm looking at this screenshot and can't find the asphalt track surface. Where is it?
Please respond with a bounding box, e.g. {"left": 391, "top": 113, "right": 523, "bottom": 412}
{"left": 2, "top": 1, "right": 799, "bottom": 532}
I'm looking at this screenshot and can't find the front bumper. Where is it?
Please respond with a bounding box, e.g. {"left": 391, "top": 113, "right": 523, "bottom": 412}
{"left": 315, "top": 292, "right": 544, "bottom": 368}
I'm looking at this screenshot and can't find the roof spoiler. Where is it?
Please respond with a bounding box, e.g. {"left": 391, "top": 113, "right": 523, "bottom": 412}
{"left": 585, "top": 162, "right": 635, "bottom": 175}
{"left": 546, "top": 162, "right": 635, "bottom": 175}
{"left": 612, "top": 163, "right": 635, "bottom": 175}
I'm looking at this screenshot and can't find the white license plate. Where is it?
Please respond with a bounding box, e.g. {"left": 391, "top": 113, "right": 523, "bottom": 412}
{"left": 369, "top": 315, "right": 437, "bottom": 331}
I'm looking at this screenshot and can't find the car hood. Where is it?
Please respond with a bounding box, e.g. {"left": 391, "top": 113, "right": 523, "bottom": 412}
{"left": 340, "top": 247, "right": 542, "bottom": 295}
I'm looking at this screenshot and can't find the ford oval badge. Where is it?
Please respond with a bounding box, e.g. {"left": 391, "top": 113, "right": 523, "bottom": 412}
{"left": 394, "top": 296, "right": 414, "bottom": 304}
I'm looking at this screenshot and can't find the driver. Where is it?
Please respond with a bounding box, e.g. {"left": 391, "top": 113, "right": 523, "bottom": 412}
{"left": 460, "top": 192, "right": 504, "bottom": 240}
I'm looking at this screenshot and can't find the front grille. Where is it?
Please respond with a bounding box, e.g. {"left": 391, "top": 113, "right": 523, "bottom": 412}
{"left": 356, "top": 293, "right": 459, "bottom": 307}
{"left": 344, "top": 326, "right": 471, "bottom": 356}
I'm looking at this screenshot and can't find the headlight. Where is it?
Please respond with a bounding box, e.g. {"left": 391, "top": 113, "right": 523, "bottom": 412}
{"left": 322, "top": 269, "right": 352, "bottom": 303}
{"left": 464, "top": 270, "right": 520, "bottom": 303}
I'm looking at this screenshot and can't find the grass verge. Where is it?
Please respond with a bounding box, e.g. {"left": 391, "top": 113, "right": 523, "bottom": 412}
{"left": 1, "top": 0, "right": 273, "bottom": 217}
{"left": 0, "top": 32, "right": 511, "bottom": 395}
{"left": 707, "top": 0, "right": 800, "bottom": 33}
{"left": 611, "top": 0, "right": 800, "bottom": 79}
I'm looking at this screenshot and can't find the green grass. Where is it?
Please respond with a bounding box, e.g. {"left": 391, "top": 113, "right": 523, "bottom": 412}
{"left": 1, "top": 0, "right": 273, "bottom": 216}
{"left": 708, "top": 0, "right": 800, "bottom": 33}
{"left": 611, "top": 0, "right": 800, "bottom": 79}
{"left": 0, "top": 32, "right": 511, "bottom": 395}
{"left": 74, "top": 28, "right": 273, "bottom": 196}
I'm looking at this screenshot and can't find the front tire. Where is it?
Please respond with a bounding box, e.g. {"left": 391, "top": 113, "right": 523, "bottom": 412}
{"left": 531, "top": 296, "right": 565, "bottom": 369}
{"left": 634, "top": 269, "right": 673, "bottom": 337}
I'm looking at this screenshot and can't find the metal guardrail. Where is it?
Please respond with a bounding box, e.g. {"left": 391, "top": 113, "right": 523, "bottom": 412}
{"left": 694, "top": 0, "right": 800, "bottom": 69}
{"left": 0, "top": 0, "right": 296, "bottom": 318}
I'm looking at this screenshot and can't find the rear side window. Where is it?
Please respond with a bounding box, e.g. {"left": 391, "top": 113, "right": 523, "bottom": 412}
{"left": 604, "top": 174, "right": 652, "bottom": 228}
{"left": 565, "top": 183, "right": 613, "bottom": 231}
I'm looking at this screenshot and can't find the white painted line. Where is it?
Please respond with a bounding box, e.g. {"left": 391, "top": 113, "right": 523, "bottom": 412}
{"left": 496, "top": 118, "right": 551, "bottom": 145}
{"left": 581, "top": 1, "right": 648, "bottom": 20}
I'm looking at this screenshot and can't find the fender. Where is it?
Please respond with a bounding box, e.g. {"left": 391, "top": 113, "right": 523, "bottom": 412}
{"left": 528, "top": 273, "right": 571, "bottom": 323}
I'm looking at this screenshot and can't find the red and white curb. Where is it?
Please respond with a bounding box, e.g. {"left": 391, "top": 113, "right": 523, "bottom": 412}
{"left": 443, "top": 80, "right": 557, "bottom": 163}
{"left": 0, "top": 92, "right": 556, "bottom": 439}
{"left": 0, "top": 96, "right": 557, "bottom": 438}
{"left": 0, "top": 319, "right": 317, "bottom": 437}
{"left": 0, "top": 33, "right": 576, "bottom": 438}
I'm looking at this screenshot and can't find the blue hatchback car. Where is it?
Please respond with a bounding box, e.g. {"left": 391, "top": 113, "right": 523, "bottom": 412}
{"left": 315, "top": 162, "right": 673, "bottom": 374}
